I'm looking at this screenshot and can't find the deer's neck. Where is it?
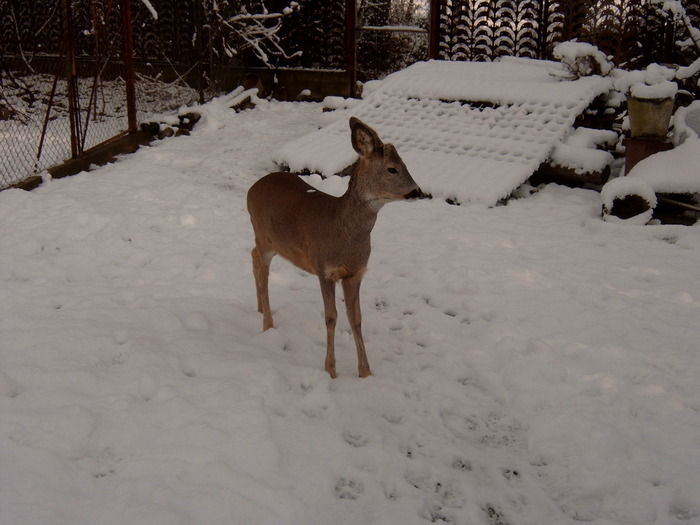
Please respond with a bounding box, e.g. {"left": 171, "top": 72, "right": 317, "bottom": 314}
{"left": 336, "top": 175, "right": 381, "bottom": 232}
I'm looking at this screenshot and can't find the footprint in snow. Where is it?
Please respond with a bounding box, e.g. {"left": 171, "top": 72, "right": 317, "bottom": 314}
{"left": 440, "top": 410, "right": 479, "bottom": 440}
{"left": 76, "top": 447, "right": 123, "bottom": 479}
{"left": 342, "top": 430, "right": 370, "bottom": 448}
{"left": 335, "top": 477, "right": 364, "bottom": 500}
{"left": 484, "top": 504, "right": 510, "bottom": 525}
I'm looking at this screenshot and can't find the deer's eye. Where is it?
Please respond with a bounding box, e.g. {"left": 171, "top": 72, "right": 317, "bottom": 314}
{"left": 387, "top": 167, "right": 398, "bottom": 174}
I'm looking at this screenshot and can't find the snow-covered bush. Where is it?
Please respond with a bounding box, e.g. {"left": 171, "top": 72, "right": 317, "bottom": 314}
{"left": 552, "top": 41, "right": 613, "bottom": 80}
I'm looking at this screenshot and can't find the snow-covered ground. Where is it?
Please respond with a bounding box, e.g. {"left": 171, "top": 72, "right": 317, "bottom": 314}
{"left": 2, "top": 97, "right": 700, "bottom": 525}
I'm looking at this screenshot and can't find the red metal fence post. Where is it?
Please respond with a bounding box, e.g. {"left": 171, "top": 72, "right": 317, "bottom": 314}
{"left": 62, "top": 0, "right": 82, "bottom": 158}
{"left": 121, "top": 0, "right": 138, "bottom": 132}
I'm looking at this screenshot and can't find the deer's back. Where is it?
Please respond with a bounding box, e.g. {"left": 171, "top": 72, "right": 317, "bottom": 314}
{"left": 247, "top": 172, "right": 367, "bottom": 277}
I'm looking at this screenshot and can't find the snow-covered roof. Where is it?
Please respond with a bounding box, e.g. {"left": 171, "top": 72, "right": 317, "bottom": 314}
{"left": 275, "top": 58, "right": 613, "bottom": 206}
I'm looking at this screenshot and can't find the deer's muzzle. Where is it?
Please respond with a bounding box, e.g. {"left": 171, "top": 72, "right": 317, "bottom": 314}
{"left": 404, "top": 188, "right": 425, "bottom": 200}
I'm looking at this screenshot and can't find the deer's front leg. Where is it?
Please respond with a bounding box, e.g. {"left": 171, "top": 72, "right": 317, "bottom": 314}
{"left": 342, "top": 274, "right": 371, "bottom": 378}
{"left": 319, "top": 277, "right": 338, "bottom": 378}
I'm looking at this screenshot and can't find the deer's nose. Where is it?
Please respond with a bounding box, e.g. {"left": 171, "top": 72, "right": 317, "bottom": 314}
{"left": 404, "top": 188, "right": 425, "bottom": 200}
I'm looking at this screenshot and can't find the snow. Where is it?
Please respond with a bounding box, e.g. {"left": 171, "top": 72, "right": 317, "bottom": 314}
{"left": 613, "top": 64, "right": 677, "bottom": 96}
{"left": 672, "top": 99, "right": 700, "bottom": 144}
{"left": 549, "top": 128, "right": 618, "bottom": 174}
{"left": 601, "top": 177, "right": 657, "bottom": 224}
{"left": 552, "top": 41, "right": 614, "bottom": 77}
{"left": 276, "top": 59, "right": 613, "bottom": 206}
{"left": 630, "top": 80, "right": 679, "bottom": 100}
{"left": 139, "top": 0, "right": 158, "bottom": 20}
{"left": 676, "top": 57, "right": 700, "bottom": 81}
{"left": 549, "top": 143, "right": 613, "bottom": 174}
{"left": 628, "top": 134, "right": 700, "bottom": 193}
{"left": 628, "top": 100, "right": 700, "bottom": 194}
{"left": 372, "top": 58, "right": 610, "bottom": 106}
{"left": 601, "top": 177, "right": 658, "bottom": 209}
{"left": 2, "top": 96, "right": 700, "bottom": 525}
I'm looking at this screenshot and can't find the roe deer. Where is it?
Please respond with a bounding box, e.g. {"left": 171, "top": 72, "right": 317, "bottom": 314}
{"left": 247, "top": 117, "right": 422, "bottom": 378}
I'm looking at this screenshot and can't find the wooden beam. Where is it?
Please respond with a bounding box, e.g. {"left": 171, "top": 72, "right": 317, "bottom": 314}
{"left": 47, "top": 129, "right": 157, "bottom": 181}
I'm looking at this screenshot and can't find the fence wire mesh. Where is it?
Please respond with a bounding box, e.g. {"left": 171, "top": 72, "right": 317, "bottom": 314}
{"left": 1, "top": 0, "right": 135, "bottom": 189}
{"left": 1, "top": 1, "right": 199, "bottom": 190}
{"left": 1, "top": 69, "right": 72, "bottom": 188}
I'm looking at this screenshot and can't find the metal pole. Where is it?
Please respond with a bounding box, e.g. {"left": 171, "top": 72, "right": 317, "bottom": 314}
{"left": 121, "top": 0, "right": 138, "bottom": 132}
{"left": 63, "top": 0, "right": 82, "bottom": 158}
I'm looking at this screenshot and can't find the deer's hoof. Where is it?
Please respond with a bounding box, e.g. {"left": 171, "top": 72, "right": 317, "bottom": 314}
{"left": 359, "top": 368, "right": 372, "bottom": 378}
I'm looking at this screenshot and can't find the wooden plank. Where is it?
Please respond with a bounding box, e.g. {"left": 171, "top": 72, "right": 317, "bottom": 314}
{"left": 46, "top": 129, "right": 157, "bottom": 182}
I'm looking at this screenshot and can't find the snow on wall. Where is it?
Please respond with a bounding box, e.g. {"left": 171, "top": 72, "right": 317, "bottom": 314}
{"left": 275, "top": 58, "right": 613, "bottom": 206}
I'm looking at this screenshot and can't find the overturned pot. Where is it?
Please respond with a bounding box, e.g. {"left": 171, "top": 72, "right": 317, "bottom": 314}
{"left": 627, "top": 81, "right": 677, "bottom": 140}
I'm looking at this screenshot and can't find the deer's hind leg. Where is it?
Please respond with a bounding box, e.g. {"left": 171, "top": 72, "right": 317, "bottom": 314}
{"left": 252, "top": 245, "right": 274, "bottom": 331}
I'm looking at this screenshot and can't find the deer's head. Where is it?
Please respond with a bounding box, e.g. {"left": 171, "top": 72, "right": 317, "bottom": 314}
{"left": 350, "top": 117, "right": 422, "bottom": 205}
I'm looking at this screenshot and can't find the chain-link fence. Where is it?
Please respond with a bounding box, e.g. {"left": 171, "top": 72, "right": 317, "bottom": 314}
{"left": 1, "top": 0, "right": 135, "bottom": 189}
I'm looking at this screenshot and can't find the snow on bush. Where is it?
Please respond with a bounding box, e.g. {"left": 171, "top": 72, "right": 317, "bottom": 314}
{"left": 552, "top": 41, "right": 613, "bottom": 79}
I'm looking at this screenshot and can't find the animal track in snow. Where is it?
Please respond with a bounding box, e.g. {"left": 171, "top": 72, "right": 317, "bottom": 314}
{"left": 335, "top": 477, "right": 364, "bottom": 500}
{"left": 76, "top": 447, "right": 123, "bottom": 479}
{"left": 451, "top": 457, "right": 473, "bottom": 472}
{"left": 440, "top": 410, "right": 479, "bottom": 440}
{"left": 484, "top": 504, "right": 510, "bottom": 525}
{"left": 342, "top": 430, "right": 370, "bottom": 448}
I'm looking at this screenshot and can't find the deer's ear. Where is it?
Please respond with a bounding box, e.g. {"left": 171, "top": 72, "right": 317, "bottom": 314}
{"left": 350, "top": 117, "right": 382, "bottom": 156}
